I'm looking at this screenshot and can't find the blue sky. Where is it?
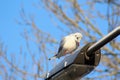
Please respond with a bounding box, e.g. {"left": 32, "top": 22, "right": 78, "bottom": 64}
{"left": 0, "top": 0, "right": 65, "bottom": 79}
{"left": 0, "top": 0, "right": 57, "bottom": 52}
{"left": 0, "top": 0, "right": 23, "bottom": 52}
{"left": 0, "top": 0, "right": 109, "bottom": 52}
{"left": 0, "top": 0, "right": 117, "bottom": 80}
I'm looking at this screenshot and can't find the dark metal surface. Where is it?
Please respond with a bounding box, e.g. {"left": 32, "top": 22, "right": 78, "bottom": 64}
{"left": 87, "top": 26, "right": 120, "bottom": 55}
{"left": 74, "top": 42, "right": 101, "bottom": 66}
{"left": 45, "top": 43, "right": 101, "bottom": 80}
{"left": 46, "top": 26, "right": 120, "bottom": 80}
{"left": 46, "top": 49, "right": 79, "bottom": 79}
{"left": 47, "top": 64, "right": 95, "bottom": 80}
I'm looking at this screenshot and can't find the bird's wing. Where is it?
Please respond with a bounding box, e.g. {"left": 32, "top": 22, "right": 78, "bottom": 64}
{"left": 49, "top": 37, "right": 67, "bottom": 60}
{"left": 57, "top": 37, "right": 66, "bottom": 54}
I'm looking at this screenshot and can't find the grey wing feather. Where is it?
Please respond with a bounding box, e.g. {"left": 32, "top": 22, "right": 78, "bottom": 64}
{"left": 56, "top": 38, "right": 66, "bottom": 56}
{"left": 48, "top": 38, "right": 66, "bottom": 60}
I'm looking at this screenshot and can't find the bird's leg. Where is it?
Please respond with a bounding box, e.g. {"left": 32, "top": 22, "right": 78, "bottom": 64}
{"left": 64, "top": 50, "right": 67, "bottom": 55}
{"left": 64, "top": 49, "right": 71, "bottom": 55}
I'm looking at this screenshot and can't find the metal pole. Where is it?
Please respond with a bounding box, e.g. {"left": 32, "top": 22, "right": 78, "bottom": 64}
{"left": 46, "top": 26, "right": 120, "bottom": 80}
{"left": 87, "top": 26, "right": 120, "bottom": 55}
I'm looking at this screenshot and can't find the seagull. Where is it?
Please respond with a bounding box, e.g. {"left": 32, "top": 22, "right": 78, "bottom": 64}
{"left": 49, "top": 32, "right": 82, "bottom": 60}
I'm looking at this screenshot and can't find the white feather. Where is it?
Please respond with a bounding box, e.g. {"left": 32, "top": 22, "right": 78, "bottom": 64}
{"left": 49, "top": 32, "right": 82, "bottom": 60}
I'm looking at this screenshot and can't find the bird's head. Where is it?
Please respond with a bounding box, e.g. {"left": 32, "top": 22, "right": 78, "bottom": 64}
{"left": 73, "top": 32, "right": 82, "bottom": 43}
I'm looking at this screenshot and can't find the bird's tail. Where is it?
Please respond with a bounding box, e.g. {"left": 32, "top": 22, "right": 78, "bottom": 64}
{"left": 48, "top": 55, "right": 57, "bottom": 60}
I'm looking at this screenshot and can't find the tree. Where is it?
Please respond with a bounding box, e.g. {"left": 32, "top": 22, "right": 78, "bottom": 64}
{"left": 0, "top": 0, "right": 120, "bottom": 80}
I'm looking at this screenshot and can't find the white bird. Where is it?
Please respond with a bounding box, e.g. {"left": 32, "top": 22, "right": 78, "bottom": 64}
{"left": 49, "top": 32, "right": 82, "bottom": 60}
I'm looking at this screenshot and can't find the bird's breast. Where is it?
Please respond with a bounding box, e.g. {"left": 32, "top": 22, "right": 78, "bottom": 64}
{"left": 63, "top": 40, "right": 76, "bottom": 51}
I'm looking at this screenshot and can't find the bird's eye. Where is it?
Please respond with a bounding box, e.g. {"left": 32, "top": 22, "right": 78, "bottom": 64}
{"left": 77, "top": 37, "right": 79, "bottom": 39}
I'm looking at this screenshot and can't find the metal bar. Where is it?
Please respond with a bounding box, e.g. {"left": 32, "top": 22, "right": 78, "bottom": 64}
{"left": 87, "top": 26, "right": 120, "bottom": 55}
{"left": 45, "top": 42, "right": 101, "bottom": 80}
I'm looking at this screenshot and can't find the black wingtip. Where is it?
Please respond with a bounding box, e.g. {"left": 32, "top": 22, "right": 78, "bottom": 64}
{"left": 48, "top": 55, "right": 57, "bottom": 60}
